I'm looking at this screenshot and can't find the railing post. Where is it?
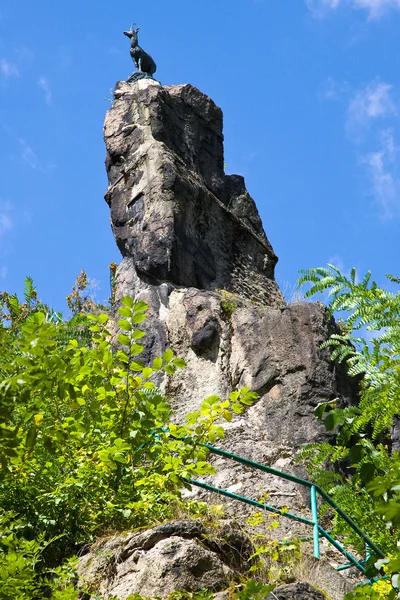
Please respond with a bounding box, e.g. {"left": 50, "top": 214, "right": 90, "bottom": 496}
{"left": 311, "top": 485, "right": 320, "bottom": 559}
{"left": 365, "top": 542, "right": 371, "bottom": 561}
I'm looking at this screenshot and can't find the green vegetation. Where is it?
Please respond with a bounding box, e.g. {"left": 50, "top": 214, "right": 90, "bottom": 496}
{"left": 298, "top": 265, "right": 400, "bottom": 599}
{"left": 216, "top": 289, "right": 238, "bottom": 316}
{"left": 7, "top": 262, "right": 400, "bottom": 598}
{"left": 0, "top": 276, "right": 258, "bottom": 598}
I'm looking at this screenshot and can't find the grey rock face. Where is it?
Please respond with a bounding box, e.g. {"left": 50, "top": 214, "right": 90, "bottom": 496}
{"left": 104, "top": 77, "right": 359, "bottom": 526}
{"left": 104, "top": 79, "right": 283, "bottom": 307}
{"left": 99, "top": 78, "right": 360, "bottom": 596}
{"left": 77, "top": 520, "right": 251, "bottom": 599}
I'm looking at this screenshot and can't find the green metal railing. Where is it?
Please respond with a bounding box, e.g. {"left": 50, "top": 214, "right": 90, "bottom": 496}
{"left": 162, "top": 433, "right": 384, "bottom": 577}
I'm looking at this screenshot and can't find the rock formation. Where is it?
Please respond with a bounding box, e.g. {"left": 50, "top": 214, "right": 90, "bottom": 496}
{"left": 78, "top": 520, "right": 251, "bottom": 599}
{"left": 78, "top": 520, "right": 353, "bottom": 600}
{"left": 103, "top": 76, "right": 357, "bottom": 496}
{"left": 96, "top": 78, "right": 360, "bottom": 598}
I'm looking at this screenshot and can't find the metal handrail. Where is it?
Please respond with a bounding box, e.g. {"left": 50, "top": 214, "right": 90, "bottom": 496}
{"left": 160, "top": 431, "right": 385, "bottom": 576}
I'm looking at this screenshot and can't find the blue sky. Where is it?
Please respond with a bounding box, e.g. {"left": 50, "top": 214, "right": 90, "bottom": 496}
{"left": 1, "top": 0, "right": 399, "bottom": 311}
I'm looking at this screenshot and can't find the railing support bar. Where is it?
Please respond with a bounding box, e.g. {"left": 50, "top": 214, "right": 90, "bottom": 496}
{"left": 184, "top": 478, "right": 314, "bottom": 526}
{"left": 318, "top": 526, "right": 366, "bottom": 574}
{"left": 310, "top": 485, "right": 320, "bottom": 559}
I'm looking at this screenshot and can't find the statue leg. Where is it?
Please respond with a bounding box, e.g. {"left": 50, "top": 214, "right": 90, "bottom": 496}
{"left": 138, "top": 57, "right": 142, "bottom": 72}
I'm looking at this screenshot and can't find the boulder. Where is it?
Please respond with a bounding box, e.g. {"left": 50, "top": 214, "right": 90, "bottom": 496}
{"left": 77, "top": 520, "right": 251, "bottom": 599}
{"left": 267, "top": 582, "right": 329, "bottom": 599}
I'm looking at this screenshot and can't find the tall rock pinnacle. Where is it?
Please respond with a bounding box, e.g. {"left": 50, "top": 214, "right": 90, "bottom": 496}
{"left": 103, "top": 79, "right": 358, "bottom": 542}
{"left": 104, "top": 79, "right": 284, "bottom": 307}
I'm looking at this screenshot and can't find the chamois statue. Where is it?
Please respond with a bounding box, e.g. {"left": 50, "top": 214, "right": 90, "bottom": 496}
{"left": 123, "top": 24, "right": 157, "bottom": 77}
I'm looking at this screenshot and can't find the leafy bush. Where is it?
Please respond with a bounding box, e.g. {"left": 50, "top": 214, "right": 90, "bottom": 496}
{"left": 0, "top": 279, "right": 257, "bottom": 595}
{"left": 298, "top": 265, "right": 400, "bottom": 597}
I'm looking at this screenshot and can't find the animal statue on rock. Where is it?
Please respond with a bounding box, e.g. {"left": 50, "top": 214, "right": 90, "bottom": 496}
{"left": 123, "top": 24, "right": 157, "bottom": 77}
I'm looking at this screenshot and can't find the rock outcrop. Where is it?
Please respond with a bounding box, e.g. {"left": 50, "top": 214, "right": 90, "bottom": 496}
{"left": 77, "top": 520, "right": 251, "bottom": 599}
{"left": 96, "top": 78, "right": 361, "bottom": 599}
{"left": 104, "top": 80, "right": 283, "bottom": 308}
{"left": 77, "top": 521, "right": 352, "bottom": 600}
{"left": 103, "top": 79, "right": 357, "bottom": 523}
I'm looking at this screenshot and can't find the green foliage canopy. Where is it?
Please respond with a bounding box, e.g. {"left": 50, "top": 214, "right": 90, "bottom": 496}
{"left": 0, "top": 281, "right": 257, "bottom": 597}
{"left": 298, "top": 265, "right": 400, "bottom": 598}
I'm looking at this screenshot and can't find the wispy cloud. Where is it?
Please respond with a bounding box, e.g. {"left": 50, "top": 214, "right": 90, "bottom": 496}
{"left": 0, "top": 58, "right": 19, "bottom": 80}
{"left": 320, "top": 78, "right": 400, "bottom": 219}
{"left": 3, "top": 124, "right": 45, "bottom": 171}
{"left": 0, "top": 202, "right": 13, "bottom": 243}
{"left": 307, "top": 0, "right": 400, "bottom": 18}
{"left": 38, "top": 76, "right": 52, "bottom": 105}
{"left": 318, "top": 77, "right": 350, "bottom": 101}
{"left": 361, "top": 129, "right": 400, "bottom": 219}
{"left": 355, "top": 0, "right": 400, "bottom": 17}
{"left": 346, "top": 80, "right": 397, "bottom": 141}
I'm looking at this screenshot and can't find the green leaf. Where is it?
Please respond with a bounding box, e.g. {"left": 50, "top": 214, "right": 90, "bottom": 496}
{"left": 314, "top": 399, "right": 337, "bottom": 420}
{"left": 164, "top": 364, "right": 176, "bottom": 375}
{"left": 172, "top": 358, "right": 186, "bottom": 369}
{"left": 360, "top": 462, "right": 376, "bottom": 484}
{"left": 117, "top": 350, "right": 129, "bottom": 363}
{"left": 204, "top": 395, "right": 221, "bottom": 405}
{"left": 142, "top": 367, "right": 153, "bottom": 379}
{"left": 231, "top": 403, "right": 243, "bottom": 414}
{"left": 121, "top": 296, "right": 134, "bottom": 308}
{"left": 153, "top": 357, "right": 163, "bottom": 370}
{"left": 26, "top": 426, "right": 37, "bottom": 450}
{"left": 133, "top": 301, "right": 149, "bottom": 312}
{"left": 163, "top": 349, "right": 174, "bottom": 363}
{"left": 130, "top": 360, "right": 144, "bottom": 372}
{"left": 33, "top": 312, "right": 45, "bottom": 326}
{"left": 132, "top": 313, "right": 146, "bottom": 325}
{"left": 132, "top": 329, "right": 146, "bottom": 340}
{"left": 118, "top": 334, "right": 130, "bottom": 347}
{"left": 223, "top": 410, "right": 233, "bottom": 422}
{"left": 119, "top": 319, "right": 132, "bottom": 331}
{"left": 324, "top": 411, "right": 342, "bottom": 431}
{"left": 118, "top": 307, "right": 132, "bottom": 318}
{"left": 130, "top": 343, "right": 144, "bottom": 355}
{"left": 98, "top": 313, "right": 109, "bottom": 324}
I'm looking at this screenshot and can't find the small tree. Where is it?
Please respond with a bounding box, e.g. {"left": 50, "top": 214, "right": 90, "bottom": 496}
{"left": 298, "top": 265, "right": 400, "bottom": 598}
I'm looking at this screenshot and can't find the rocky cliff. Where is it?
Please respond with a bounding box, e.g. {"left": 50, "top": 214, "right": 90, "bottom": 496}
{"left": 97, "top": 78, "right": 360, "bottom": 598}
{"left": 104, "top": 77, "right": 356, "bottom": 468}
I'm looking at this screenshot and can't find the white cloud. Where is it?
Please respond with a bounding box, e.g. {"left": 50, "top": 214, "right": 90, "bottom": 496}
{"left": 0, "top": 202, "right": 13, "bottom": 243}
{"left": 354, "top": 0, "right": 400, "bottom": 17}
{"left": 307, "top": 0, "right": 400, "bottom": 17}
{"left": 0, "top": 213, "right": 12, "bottom": 238}
{"left": 0, "top": 58, "right": 19, "bottom": 80}
{"left": 3, "top": 124, "right": 45, "bottom": 171}
{"left": 38, "top": 76, "right": 52, "bottom": 105}
{"left": 346, "top": 81, "right": 397, "bottom": 140}
{"left": 361, "top": 130, "right": 400, "bottom": 219}
{"left": 318, "top": 77, "right": 350, "bottom": 101}
{"left": 306, "top": 0, "right": 341, "bottom": 16}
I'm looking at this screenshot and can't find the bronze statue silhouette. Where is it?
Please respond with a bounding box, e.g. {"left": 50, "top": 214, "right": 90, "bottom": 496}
{"left": 123, "top": 24, "right": 157, "bottom": 77}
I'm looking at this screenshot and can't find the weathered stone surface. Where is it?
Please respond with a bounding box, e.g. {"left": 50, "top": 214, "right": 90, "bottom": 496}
{"left": 105, "top": 79, "right": 358, "bottom": 536}
{"left": 77, "top": 520, "right": 251, "bottom": 599}
{"left": 104, "top": 79, "right": 283, "bottom": 307}
{"left": 98, "top": 78, "right": 361, "bottom": 597}
{"left": 266, "top": 582, "right": 329, "bottom": 600}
